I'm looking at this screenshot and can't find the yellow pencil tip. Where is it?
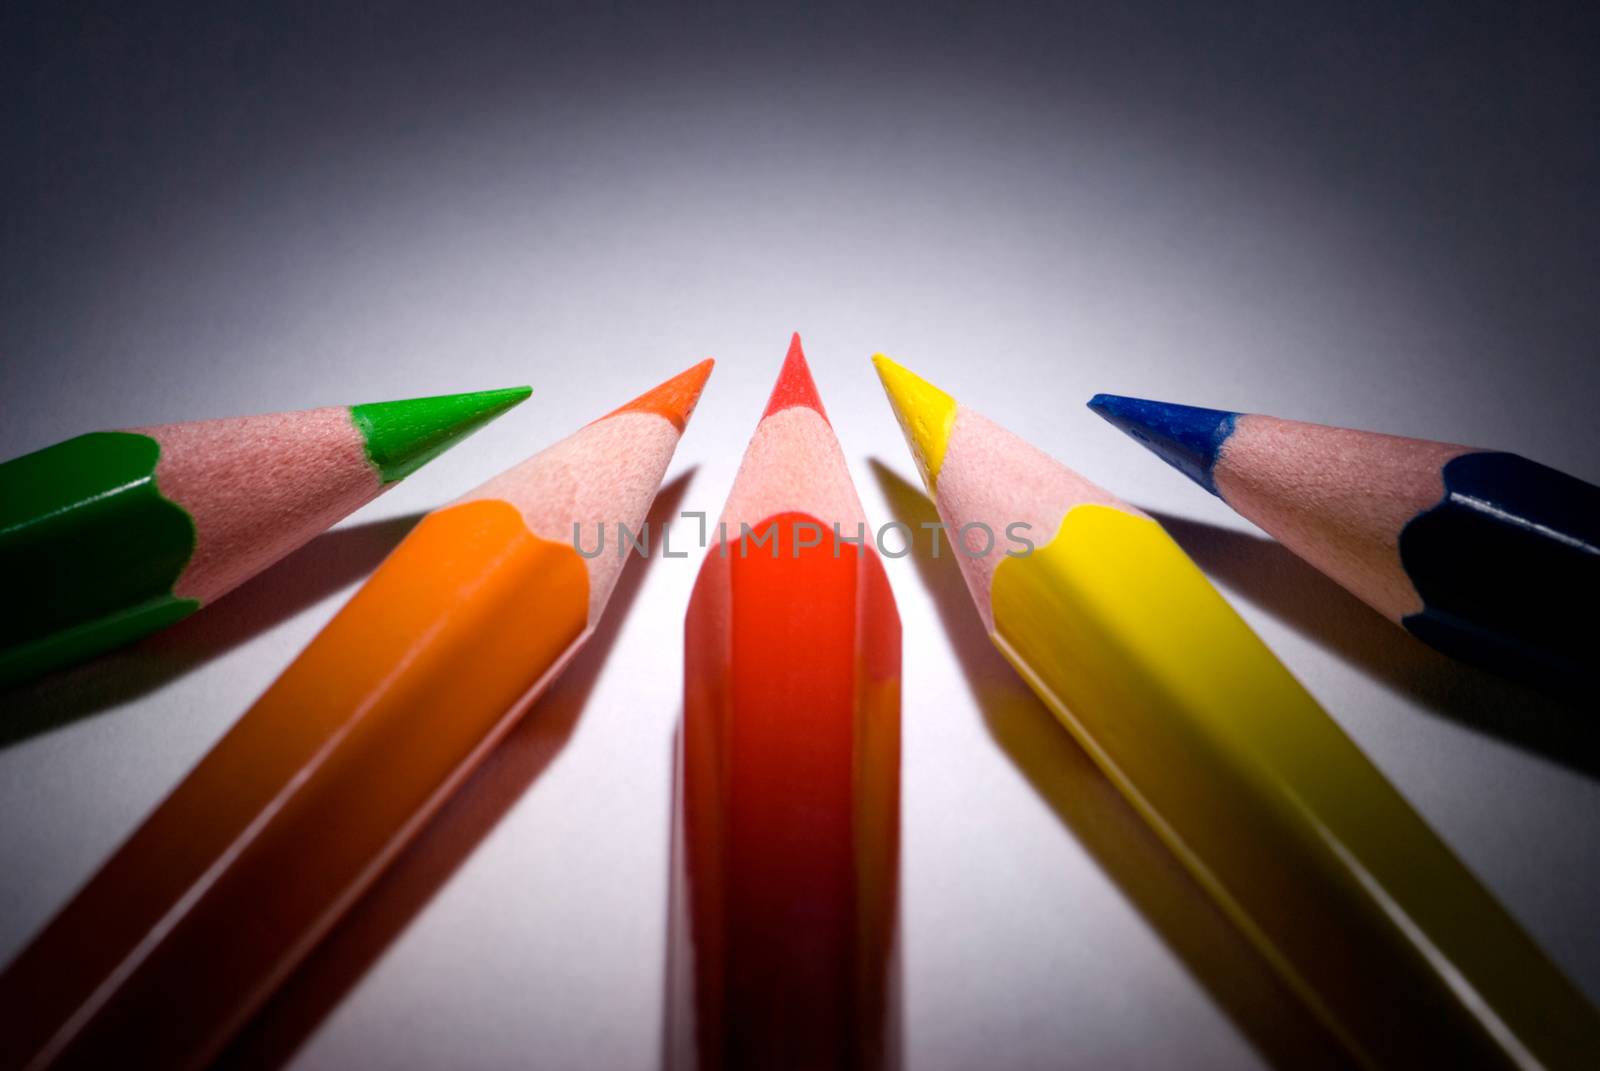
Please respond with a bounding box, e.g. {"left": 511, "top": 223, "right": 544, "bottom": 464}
{"left": 871, "top": 354, "right": 958, "bottom": 492}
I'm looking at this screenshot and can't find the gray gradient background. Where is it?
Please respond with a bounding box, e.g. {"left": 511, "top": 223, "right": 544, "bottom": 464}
{"left": 2, "top": 3, "right": 1598, "bottom": 1068}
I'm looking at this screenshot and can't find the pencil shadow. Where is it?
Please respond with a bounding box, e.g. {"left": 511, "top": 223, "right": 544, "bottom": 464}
{"left": 1145, "top": 510, "right": 1600, "bottom": 780}
{"left": 869, "top": 460, "right": 1352, "bottom": 1071}
{"left": 215, "top": 469, "right": 695, "bottom": 1071}
{"left": 0, "top": 513, "right": 427, "bottom": 749}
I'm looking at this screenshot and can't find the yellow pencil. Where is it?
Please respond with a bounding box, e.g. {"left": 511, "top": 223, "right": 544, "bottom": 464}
{"left": 872, "top": 355, "right": 1600, "bottom": 1070}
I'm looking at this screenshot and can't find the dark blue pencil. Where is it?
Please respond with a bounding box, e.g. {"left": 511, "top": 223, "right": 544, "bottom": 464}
{"left": 1089, "top": 394, "right": 1599, "bottom": 688}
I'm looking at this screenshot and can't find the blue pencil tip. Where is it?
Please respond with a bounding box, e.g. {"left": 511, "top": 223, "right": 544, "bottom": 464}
{"left": 1087, "top": 394, "right": 1239, "bottom": 496}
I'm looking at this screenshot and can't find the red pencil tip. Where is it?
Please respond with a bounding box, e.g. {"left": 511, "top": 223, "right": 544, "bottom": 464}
{"left": 601, "top": 358, "right": 715, "bottom": 432}
{"left": 762, "top": 333, "right": 829, "bottom": 424}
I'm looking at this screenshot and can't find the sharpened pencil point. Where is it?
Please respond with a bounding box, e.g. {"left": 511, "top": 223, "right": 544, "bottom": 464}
{"left": 871, "top": 354, "right": 957, "bottom": 492}
{"left": 762, "top": 333, "right": 829, "bottom": 423}
{"left": 603, "top": 359, "right": 715, "bottom": 431}
{"left": 1087, "top": 394, "right": 1239, "bottom": 496}
{"left": 350, "top": 386, "right": 532, "bottom": 484}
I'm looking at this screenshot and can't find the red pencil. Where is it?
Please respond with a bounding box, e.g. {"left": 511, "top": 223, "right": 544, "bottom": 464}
{"left": 670, "top": 336, "right": 901, "bottom": 1070}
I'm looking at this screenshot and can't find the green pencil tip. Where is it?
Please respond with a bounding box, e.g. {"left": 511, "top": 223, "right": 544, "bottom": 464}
{"left": 350, "top": 386, "right": 532, "bottom": 483}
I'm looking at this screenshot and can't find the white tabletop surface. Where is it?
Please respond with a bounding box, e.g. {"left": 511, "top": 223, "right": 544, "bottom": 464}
{"left": 2, "top": 6, "right": 1597, "bottom": 1069}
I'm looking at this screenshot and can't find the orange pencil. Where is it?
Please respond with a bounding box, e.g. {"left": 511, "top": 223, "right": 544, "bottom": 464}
{"left": 670, "top": 336, "right": 901, "bottom": 1070}
{"left": 0, "top": 360, "right": 713, "bottom": 1071}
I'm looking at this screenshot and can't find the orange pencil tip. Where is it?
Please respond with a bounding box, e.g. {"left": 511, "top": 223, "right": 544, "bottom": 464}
{"left": 762, "top": 332, "right": 829, "bottom": 424}
{"left": 602, "top": 358, "right": 715, "bottom": 432}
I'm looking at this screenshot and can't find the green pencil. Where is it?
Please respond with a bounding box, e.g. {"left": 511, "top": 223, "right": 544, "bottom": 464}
{"left": 0, "top": 387, "right": 530, "bottom": 687}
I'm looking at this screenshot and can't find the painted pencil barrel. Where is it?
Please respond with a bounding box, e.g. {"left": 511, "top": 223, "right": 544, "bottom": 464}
{"left": 989, "top": 503, "right": 1600, "bottom": 1068}
{"left": 0, "top": 432, "right": 199, "bottom": 686}
{"left": 1397, "top": 451, "right": 1599, "bottom": 686}
{"left": 0, "top": 499, "right": 588, "bottom": 1070}
{"left": 676, "top": 516, "right": 901, "bottom": 1071}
